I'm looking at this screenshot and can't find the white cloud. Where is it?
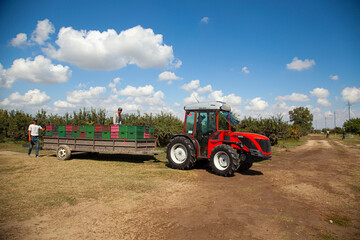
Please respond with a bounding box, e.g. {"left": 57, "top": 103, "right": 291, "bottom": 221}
{"left": 310, "top": 88, "right": 330, "bottom": 98}
{"left": 43, "top": 25, "right": 181, "bottom": 70}
{"left": 174, "top": 102, "right": 181, "bottom": 107}
{"left": 54, "top": 100, "right": 75, "bottom": 108}
{"left": 108, "top": 77, "right": 121, "bottom": 89}
{"left": 31, "top": 19, "right": 55, "bottom": 45}
{"left": 200, "top": 17, "right": 210, "bottom": 24}
{"left": 67, "top": 86, "right": 107, "bottom": 104}
{"left": 209, "top": 91, "right": 242, "bottom": 106}
{"left": 197, "top": 85, "right": 213, "bottom": 94}
{"left": 286, "top": 57, "right": 315, "bottom": 71}
{"left": 118, "top": 85, "right": 154, "bottom": 97}
{"left": 0, "top": 64, "right": 14, "bottom": 88}
{"left": 341, "top": 87, "right": 360, "bottom": 104}
{"left": 158, "top": 71, "right": 183, "bottom": 84}
{"left": 183, "top": 91, "right": 206, "bottom": 105}
{"left": 330, "top": 75, "right": 339, "bottom": 80}
{"left": 0, "top": 89, "right": 50, "bottom": 107}
{"left": 0, "top": 55, "right": 71, "bottom": 88}
{"left": 317, "top": 98, "right": 331, "bottom": 107}
{"left": 10, "top": 33, "right": 28, "bottom": 47}
{"left": 325, "top": 111, "right": 333, "bottom": 117}
{"left": 245, "top": 97, "right": 269, "bottom": 111}
{"left": 181, "top": 80, "right": 200, "bottom": 92}
{"left": 242, "top": 66, "right": 250, "bottom": 74}
{"left": 275, "top": 93, "right": 310, "bottom": 102}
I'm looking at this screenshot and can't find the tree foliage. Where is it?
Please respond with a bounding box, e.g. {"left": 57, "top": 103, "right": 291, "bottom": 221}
{"left": 289, "top": 107, "right": 313, "bottom": 136}
{"left": 343, "top": 118, "right": 360, "bottom": 135}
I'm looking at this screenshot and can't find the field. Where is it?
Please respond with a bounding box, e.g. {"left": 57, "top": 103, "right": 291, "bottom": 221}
{"left": 0, "top": 135, "right": 359, "bottom": 239}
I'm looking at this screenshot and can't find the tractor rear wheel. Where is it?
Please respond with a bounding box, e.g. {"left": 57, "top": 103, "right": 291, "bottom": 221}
{"left": 167, "top": 136, "right": 196, "bottom": 170}
{"left": 210, "top": 144, "right": 240, "bottom": 177}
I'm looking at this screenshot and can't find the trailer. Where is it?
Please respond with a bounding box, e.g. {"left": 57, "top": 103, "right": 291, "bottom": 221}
{"left": 43, "top": 136, "right": 162, "bottom": 160}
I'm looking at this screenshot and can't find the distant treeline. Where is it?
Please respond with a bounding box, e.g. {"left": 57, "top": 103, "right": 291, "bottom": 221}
{"left": 3, "top": 107, "right": 357, "bottom": 146}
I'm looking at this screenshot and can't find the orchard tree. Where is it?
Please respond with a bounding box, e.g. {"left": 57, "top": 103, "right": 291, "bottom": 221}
{"left": 289, "top": 107, "right": 313, "bottom": 136}
{"left": 343, "top": 118, "right": 360, "bottom": 135}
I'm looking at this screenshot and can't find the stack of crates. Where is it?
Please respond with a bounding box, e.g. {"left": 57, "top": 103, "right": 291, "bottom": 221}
{"left": 45, "top": 125, "right": 154, "bottom": 140}
{"left": 111, "top": 125, "right": 119, "bottom": 139}
{"left": 144, "top": 126, "right": 155, "bottom": 139}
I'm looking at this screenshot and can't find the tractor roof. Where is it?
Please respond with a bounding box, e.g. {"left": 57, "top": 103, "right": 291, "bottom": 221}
{"left": 184, "top": 101, "right": 231, "bottom": 111}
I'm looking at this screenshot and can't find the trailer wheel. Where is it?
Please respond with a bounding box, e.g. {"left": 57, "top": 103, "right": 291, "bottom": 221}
{"left": 210, "top": 145, "right": 239, "bottom": 177}
{"left": 56, "top": 145, "right": 71, "bottom": 160}
{"left": 167, "top": 136, "right": 196, "bottom": 170}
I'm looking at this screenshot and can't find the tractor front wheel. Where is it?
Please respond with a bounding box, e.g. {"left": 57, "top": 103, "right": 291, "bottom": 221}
{"left": 167, "top": 136, "right": 196, "bottom": 170}
{"left": 210, "top": 144, "right": 240, "bottom": 177}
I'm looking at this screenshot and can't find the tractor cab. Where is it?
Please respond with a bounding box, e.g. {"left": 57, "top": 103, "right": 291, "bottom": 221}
{"left": 167, "top": 101, "right": 272, "bottom": 177}
{"left": 183, "top": 102, "right": 238, "bottom": 158}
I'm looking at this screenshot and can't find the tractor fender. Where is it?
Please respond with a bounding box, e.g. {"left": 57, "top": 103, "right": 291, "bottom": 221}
{"left": 171, "top": 134, "right": 200, "bottom": 157}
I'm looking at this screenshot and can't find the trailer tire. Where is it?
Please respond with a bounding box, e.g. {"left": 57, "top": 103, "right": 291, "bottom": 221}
{"left": 56, "top": 145, "right": 71, "bottom": 160}
{"left": 210, "top": 144, "right": 239, "bottom": 177}
{"left": 167, "top": 136, "right": 196, "bottom": 170}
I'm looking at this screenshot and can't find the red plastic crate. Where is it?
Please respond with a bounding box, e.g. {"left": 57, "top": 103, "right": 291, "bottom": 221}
{"left": 46, "top": 125, "right": 52, "bottom": 131}
{"left": 65, "top": 125, "right": 73, "bottom": 131}
{"left": 95, "top": 125, "right": 102, "bottom": 132}
{"left": 79, "top": 131, "right": 87, "bottom": 138}
{"left": 111, "top": 125, "right": 119, "bottom": 132}
{"left": 72, "top": 125, "right": 80, "bottom": 131}
{"left": 111, "top": 132, "right": 119, "bottom": 138}
{"left": 144, "top": 133, "right": 155, "bottom": 139}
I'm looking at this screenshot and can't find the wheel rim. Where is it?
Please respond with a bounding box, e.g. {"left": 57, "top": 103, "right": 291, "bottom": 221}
{"left": 58, "top": 148, "right": 66, "bottom": 159}
{"left": 170, "top": 143, "right": 188, "bottom": 164}
{"left": 213, "top": 151, "right": 230, "bottom": 170}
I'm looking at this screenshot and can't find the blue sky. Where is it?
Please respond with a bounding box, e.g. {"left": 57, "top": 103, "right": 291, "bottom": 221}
{"left": 0, "top": 0, "right": 359, "bottom": 129}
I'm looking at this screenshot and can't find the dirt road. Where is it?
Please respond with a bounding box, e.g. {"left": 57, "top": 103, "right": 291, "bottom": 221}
{"left": 1, "top": 135, "right": 359, "bottom": 239}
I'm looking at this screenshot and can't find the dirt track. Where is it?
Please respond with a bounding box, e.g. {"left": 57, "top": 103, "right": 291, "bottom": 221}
{"left": 1, "top": 135, "right": 360, "bottom": 239}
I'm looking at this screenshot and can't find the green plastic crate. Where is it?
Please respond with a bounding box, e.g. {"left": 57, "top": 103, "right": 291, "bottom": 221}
{"left": 87, "top": 131, "right": 94, "bottom": 138}
{"left": 127, "top": 132, "right": 144, "bottom": 139}
{"left": 102, "top": 132, "right": 110, "bottom": 139}
{"left": 58, "top": 125, "right": 66, "bottom": 132}
{"left": 79, "top": 125, "right": 87, "bottom": 131}
{"left": 86, "top": 125, "right": 94, "bottom": 132}
{"left": 58, "top": 131, "right": 66, "bottom": 137}
{"left": 149, "top": 127, "right": 155, "bottom": 133}
{"left": 72, "top": 131, "right": 80, "bottom": 138}
{"left": 119, "top": 132, "right": 127, "bottom": 139}
{"left": 45, "top": 131, "right": 52, "bottom": 136}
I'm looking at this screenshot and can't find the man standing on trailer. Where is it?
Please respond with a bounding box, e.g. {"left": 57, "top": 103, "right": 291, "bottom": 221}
{"left": 113, "top": 107, "right": 122, "bottom": 125}
{"left": 28, "top": 118, "right": 45, "bottom": 157}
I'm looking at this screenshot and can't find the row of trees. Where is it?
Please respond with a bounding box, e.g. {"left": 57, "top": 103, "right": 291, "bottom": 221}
{"left": 0, "top": 106, "right": 316, "bottom": 146}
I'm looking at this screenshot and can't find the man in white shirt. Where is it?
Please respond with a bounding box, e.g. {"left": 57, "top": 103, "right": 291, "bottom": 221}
{"left": 28, "top": 118, "right": 45, "bottom": 157}
{"left": 113, "top": 107, "right": 122, "bottom": 125}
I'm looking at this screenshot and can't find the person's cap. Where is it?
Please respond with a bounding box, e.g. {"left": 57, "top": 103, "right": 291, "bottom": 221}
{"left": 118, "top": 107, "right": 122, "bottom": 111}
{"left": 33, "top": 118, "right": 38, "bottom": 121}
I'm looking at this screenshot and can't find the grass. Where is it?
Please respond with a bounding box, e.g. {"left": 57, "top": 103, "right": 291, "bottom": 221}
{"left": 316, "top": 232, "right": 338, "bottom": 240}
{"left": 271, "top": 135, "right": 308, "bottom": 156}
{"left": 325, "top": 134, "right": 360, "bottom": 149}
{"left": 0, "top": 143, "right": 196, "bottom": 221}
{"left": 326, "top": 214, "right": 351, "bottom": 227}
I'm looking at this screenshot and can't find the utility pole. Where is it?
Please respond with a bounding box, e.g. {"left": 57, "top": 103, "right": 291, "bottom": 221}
{"left": 334, "top": 111, "right": 336, "bottom": 136}
{"left": 347, "top": 101, "right": 351, "bottom": 120}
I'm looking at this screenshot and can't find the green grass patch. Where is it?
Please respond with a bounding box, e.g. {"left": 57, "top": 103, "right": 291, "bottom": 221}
{"left": 272, "top": 135, "right": 308, "bottom": 156}
{"left": 316, "top": 232, "right": 338, "bottom": 240}
{"left": 327, "top": 214, "right": 351, "bottom": 227}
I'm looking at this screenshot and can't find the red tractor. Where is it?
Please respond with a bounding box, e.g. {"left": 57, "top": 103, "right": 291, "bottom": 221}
{"left": 166, "top": 101, "right": 272, "bottom": 176}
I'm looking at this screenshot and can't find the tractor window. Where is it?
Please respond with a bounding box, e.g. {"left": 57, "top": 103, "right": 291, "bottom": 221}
{"left": 184, "top": 111, "right": 195, "bottom": 135}
{"left": 219, "top": 111, "right": 240, "bottom": 131}
{"left": 219, "top": 111, "right": 231, "bottom": 131}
